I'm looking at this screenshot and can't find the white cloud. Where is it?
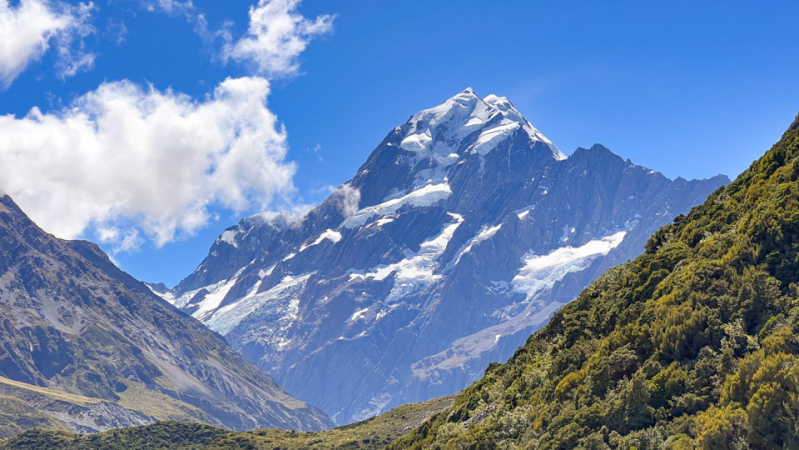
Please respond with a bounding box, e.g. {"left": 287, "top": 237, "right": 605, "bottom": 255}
{"left": 0, "top": 76, "right": 296, "bottom": 249}
{"left": 0, "top": 0, "right": 334, "bottom": 253}
{"left": 330, "top": 184, "right": 361, "bottom": 218}
{"left": 136, "top": 0, "right": 333, "bottom": 79}
{"left": 105, "top": 18, "right": 129, "bottom": 46}
{"left": 136, "top": 0, "right": 230, "bottom": 51}
{"left": 53, "top": 2, "right": 95, "bottom": 78}
{"left": 0, "top": 0, "right": 95, "bottom": 88}
{"left": 141, "top": 0, "right": 194, "bottom": 15}
{"left": 224, "top": 0, "right": 334, "bottom": 78}
{"left": 97, "top": 226, "right": 143, "bottom": 254}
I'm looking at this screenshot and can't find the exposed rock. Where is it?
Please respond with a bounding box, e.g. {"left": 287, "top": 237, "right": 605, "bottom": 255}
{"left": 164, "top": 89, "right": 728, "bottom": 424}
{"left": 0, "top": 194, "right": 334, "bottom": 433}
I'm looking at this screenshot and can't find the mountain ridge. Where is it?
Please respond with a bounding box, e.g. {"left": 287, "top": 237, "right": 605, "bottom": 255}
{"left": 0, "top": 194, "right": 333, "bottom": 436}
{"left": 157, "top": 89, "right": 728, "bottom": 424}
{"left": 390, "top": 111, "right": 799, "bottom": 448}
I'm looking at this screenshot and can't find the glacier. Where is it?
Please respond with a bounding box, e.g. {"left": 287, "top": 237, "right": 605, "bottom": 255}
{"left": 158, "top": 88, "right": 729, "bottom": 425}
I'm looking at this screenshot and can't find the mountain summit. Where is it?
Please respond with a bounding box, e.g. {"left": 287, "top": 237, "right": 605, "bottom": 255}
{"left": 392, "top": 113, "right": 799, "bottom": 448}
{"left": 160, "top": 90, "right": 728, "bottom": 424}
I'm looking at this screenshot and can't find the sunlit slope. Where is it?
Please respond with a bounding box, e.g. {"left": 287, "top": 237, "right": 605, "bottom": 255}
{"left": 392, "top": 114, "right": 799, "bottom": 448}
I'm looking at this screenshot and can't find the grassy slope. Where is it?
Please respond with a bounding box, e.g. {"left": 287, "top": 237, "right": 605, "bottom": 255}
{"left": 0, "top": 395, "right": 455, "bottom": 449}
{"left": 0, "top": 373, "right": 229, "bottom": 438}
{"left": 390, "top": 115, "right": 799, "bottom": 449}
{"left": 0, "top": 376, "right": 98, "bottom": 439}
{"left": 0, "top": 377, "right": 102, "bottom": 406}
{"left": 0, "top": 395, "right": 70, "bottom": 439}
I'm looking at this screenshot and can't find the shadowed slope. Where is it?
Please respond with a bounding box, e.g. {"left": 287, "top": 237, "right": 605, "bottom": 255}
{"left": 0, "top": 195, "right": 333, "bottom": 435}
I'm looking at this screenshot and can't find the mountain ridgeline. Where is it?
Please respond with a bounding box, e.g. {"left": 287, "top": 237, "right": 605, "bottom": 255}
{"left": 387, "top": 114, "right": 799, "bottom": 448}
{"left": 0, "top": 195, "right": 333, "bottom": 436}
{"left": 156, "top": 88, "right": 728, "bottom": 425}
{"left": 9, "top": 111, "right": 799, "bottom": 448}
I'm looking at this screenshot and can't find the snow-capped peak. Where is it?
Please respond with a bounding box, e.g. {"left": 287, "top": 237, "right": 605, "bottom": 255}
{"left": 401, "top": 88, "right": 563, "bottom": 162}
{"left": 482, "top": 94, "right": 564, "bottom": 160}
{"left": 405, "top": 88, "right": 488, "bottom": 137}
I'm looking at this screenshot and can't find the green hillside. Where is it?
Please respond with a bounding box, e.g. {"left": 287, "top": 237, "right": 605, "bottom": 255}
{"left": 0, "top": 395, "right": 455, "bottom": 449}
{"left": 391, "top": 115, "right": 799, "bottom": 449}
{"left": 0, "top": 422, "right": 230, "bottom": 450}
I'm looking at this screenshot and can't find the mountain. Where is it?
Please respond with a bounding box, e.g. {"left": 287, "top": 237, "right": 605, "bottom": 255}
{"left": 0, "top": 194, "right": 333, "bottom": 436}
{"left": 158, "top": 88, "right": 728, "bottom": 425}
{"left": 389, "top": 114, "right": 799, "bottom": 448}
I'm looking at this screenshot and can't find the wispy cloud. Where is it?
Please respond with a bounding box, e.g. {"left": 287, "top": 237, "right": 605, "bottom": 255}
{"left": 140, "top": 0, "right": 194, "bottom": 16}
{"left": 136, "top": 0, "right": 334, "bottom": 79}
{"left": 0, "top": 0, "right": 95, "bottom": 88}
{"left": 105, "top": 18, "right": 129, "bottom": 46}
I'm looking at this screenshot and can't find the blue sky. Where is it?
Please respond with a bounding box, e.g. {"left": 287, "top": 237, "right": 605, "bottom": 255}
{"left": 1, "top": 0, "right": 798, "bottom": 286}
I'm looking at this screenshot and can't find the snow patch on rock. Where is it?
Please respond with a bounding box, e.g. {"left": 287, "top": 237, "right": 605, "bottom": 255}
{"left": 219, "top": 229, "right": 240, "bottom": 247}
{"left": 512, "top": 231, "right": 627, "bottom": 301}
{"left": 448, "top": 223, "right": 503, "bottom": 269}
{"left": 396, "top": 88, "right": 562, "bottom": 188}
{"left": 350, "top": 393, "right": 393, "bottom": 423}
{"left": 350, "top": 213, "right": 464, "bottom": 301}
{"left": 300, "top": 229, "right": 342, "bottom": 252}
{"left": 341, "top": 183, "right": 452, "bottom": 229}
{"left": 205, "top": 273, "right": 314, "bottom": 336}
{"left": 349, "top": 307, "right": 369, "bottom": 323}
{"left": 411, "top": 300, "right": 564, "bottom": 382}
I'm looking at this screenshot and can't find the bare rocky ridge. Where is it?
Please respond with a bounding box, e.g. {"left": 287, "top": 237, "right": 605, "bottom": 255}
{"left": 163, "top": 89, "right": 729, "bottom": 424}
{"left": 0, "top": 195, "right": 333, "bottom": 435}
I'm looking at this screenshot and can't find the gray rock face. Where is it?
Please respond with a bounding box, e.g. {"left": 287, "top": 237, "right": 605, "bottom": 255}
{"left": 0, "top": 195, "right": 333, "bottom": 433}
{"left": 165, "top": 89, "right": 729, "bottom": 424}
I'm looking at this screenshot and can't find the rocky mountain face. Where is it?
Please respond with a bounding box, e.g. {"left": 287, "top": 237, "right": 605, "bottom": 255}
{"left": 391, "top": 114, "right": 799, "bottom": 449}
{"left": 0, "top": 195, "right": 333, "bottom": 435}
{"left": 161, "top": 89, "right": 728, "bottom": 424}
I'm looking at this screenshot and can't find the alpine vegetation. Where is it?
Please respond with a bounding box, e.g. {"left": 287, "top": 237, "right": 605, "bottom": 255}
{"left": 392, "top": 112, "right": 799, "bottom": 448}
